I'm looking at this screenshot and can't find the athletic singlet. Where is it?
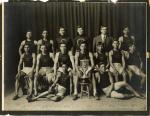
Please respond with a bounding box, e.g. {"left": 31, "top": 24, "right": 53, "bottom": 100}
{"left": 100, "top": 72, "right": 111, "bottom": 89}
{"left": 40, "top": 54, "right": 54, "bottom": 67}
{"left": 127, "top": 52, "right": 140, "bottom": 66}
{"left": 25, "top": 40, "right": 36, "bottom": 53}
{"left": 76, "top": 36, "right": 87, "bottom": 51}
{"left": 112, "top": 50, "right": 122, "bottom": 63}
{"left": 57, "top": 71, "right": 70, "bottom": 88}
{"left": 58, "top": 52, "right": 71, "bottom": 67}
{"left": 23, "top": 53, "right": 33, "bottom": 67}
{"left": 94, "top": 52, "right": 107, "bottom": 65}
{"left": 41, "top": 39, "right": 53, "bottom": 52}
{"left": 79, "top": 52, "right": 90, "bottom": 65}
{"left": 121, "top": 36, "right": 134, "bottom": 51}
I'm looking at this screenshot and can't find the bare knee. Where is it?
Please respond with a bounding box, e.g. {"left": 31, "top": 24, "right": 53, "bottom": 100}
{"left": 111, "top": 91, "right": 125, "bottom": 99}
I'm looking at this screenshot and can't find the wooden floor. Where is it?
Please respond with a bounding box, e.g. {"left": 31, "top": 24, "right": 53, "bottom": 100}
{"left": 4, "top": 91, "right": 147, "bottom": 111}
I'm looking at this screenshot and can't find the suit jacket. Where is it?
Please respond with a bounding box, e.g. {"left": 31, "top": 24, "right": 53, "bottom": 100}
{"left": 93, "top": 35, "right": 113, "bottom": 53}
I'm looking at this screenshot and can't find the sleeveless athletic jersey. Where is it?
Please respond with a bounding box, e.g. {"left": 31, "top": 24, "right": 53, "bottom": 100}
{"left": 121, "top": 36, "right": 134, "bottom": 51}
{"left": 25, "top": 40, "right": 36, "bottom": 53}
{"left": 75, "top": 36, "right": 87, "bottom": 51}
{"left": 40, "top": 54, "right": 54, "bottom": 67}
{"left": 100, "top": 72, "right": 111, "bottom": 89}
{"left": 41, "top": 39, "right": 53, "bottom": 53}
{"left": 94, "top": 52, "right": 107, "bottom": 65}
{"left": 127, "top": 52, "right": 140, "bottom": 66}
{"left": 57, "top": 71, "right": 70, "bottom": 88}
{"left": 112, "top": 50, "right": 122, "bottom": 63}
{"left": 56, "top": 36, "right": 72, "bottom": 51}
{"left": 78, "top": 52, "right": 90, "bottom": 66}
{"left": 23, "top": 53, "right": 33, "bottom": 67}
{"left": 58, "top": 53, "right": 71, "bottom": 67}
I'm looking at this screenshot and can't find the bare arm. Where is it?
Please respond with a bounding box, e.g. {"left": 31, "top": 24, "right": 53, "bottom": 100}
{"left": 49, "top": 52, "right": 55, "bottom": 62}
{"left": 19, "top": 41, "right": 25, "bottom": 56}
{"left": 109, "top": 50, "right": 117, "bottom": 72}
{"left": 69, "top": 52, "right": 75, "bottom": 71}
{"left": 18, "top": 54, "right": 24, "bottom": 73}
{"left": 121, "top": 51, "right": 126, "bottom": 70}
{"left": 89, "top": 52, "right": 94, "bottom": 68}
{"left": 118, "top": 36, "right": 123, "bottom": 49}
{"left": 53, "top": 52, "right": 59, "bottom": 76}
{"left": 35, "top": 54, "right": 41, "bottom": 75}
{"left": 50, "top": 40, "right": 54, "bottom": 54}
{"left": 75, "top": 52, "right": 79, "bottom": 73}
{"left": 37, "top": 40, "right": 41, "bottom": 54}
{"left": 138, "top": 52, "right": 143, "bottom": 69}
{"left": 31, "top": 53, "right": 36, "bottom": 71}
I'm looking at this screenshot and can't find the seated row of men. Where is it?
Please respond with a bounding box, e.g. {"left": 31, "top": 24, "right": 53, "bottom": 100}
{"left": 13, "top": 39, "right": 146, "bottom": 101}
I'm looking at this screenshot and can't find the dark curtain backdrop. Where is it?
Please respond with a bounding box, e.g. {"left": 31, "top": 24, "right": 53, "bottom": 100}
{"left": 4, "top": 2, "right": 146, "bottom": 93}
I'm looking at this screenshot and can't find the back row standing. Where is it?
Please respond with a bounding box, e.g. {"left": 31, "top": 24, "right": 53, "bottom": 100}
{"left": 19, "top": 26, "right": 135, "bottom": 56}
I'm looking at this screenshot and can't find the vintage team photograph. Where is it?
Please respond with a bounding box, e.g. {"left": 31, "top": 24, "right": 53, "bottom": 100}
{"left": 2, "top": 0, "right": 148, "bottom": 112}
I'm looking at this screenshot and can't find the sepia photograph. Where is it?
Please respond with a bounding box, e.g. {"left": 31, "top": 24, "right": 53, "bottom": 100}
{"left": 1, "top": 0, "right": 150, "bottom": 115}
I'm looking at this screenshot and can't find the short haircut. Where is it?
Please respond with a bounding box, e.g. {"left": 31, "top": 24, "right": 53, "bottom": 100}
{"left": 112, "top": 38, "right": 118, "bottom": 43}
{"left": 26, "top": 30, "right": 32, "bottom": 33}
{"left": 60, "top": 41, "right": 67, "bottom": 46}
{"left": 80, "top": 40, "right": 87, "bottom": 46}
{"left": 96, "top": 42, "right": 103, "bottom": 46}
{"left": 59, "top": 27, "right": 65, "bottom": 30}
{"left": 100, "top": 25, "right": 107, "bottom": 29}
{"left": 123, "top": 26, "right": 129, "bottom": 30}
{"left": 77, "top": 25, "right": 83, "bottom": 29}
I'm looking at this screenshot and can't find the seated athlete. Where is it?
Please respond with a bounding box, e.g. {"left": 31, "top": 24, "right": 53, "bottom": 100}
{"left": 34, "top": 44, "right": 55, "bottom": 96}
{"left": 19, "top": 31, "right": 37, "bottom": 56}
{"left": 37, "top": 30, "right": 54, "bottom": 54}
{"left": 27, "top": 63, "right": 71, "bottom": 102}
{"left": 93, "top": 42, "right": 109, "bottom": 98}
{"left": 95, "top": 63, "right": 144, "bottom": 99}
{"left": 93, "top": 42, "right": 109, "bottom": 70}
{"left": 73, "top": 41, "right": 94, "bottom": 100}
{"left": 54, "top": 42, "right": 75, "bottom": 79}
{"left": 125, "top": 44, "right": 146, "bottom": 90}
{"left": 109, "top": 39, "right": 127, "bottom": 82}
{"left": 13, "top": 44, "right": 36, "bottom": 100}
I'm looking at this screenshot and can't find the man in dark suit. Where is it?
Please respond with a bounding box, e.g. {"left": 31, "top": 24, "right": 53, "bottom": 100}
{"left": 93, "top": 26, "right": 113, "bottom": 53}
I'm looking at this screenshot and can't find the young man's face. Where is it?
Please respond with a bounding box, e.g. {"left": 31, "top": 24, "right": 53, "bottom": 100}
{"left": 24, "top": 45, "right": 30, "bottom": 53}
{"left": 59, "top": 28, "right": 65, "bottom": 36}
{"left": 26, "top": 31, "right": 32, "bottom": 39}
{"left": 40, "top": 45, "right": 47, "bottom": 53}
{"left": 96, "top": 44, "right": 103, "bottom": 52}
{"left": 112, "top": 41, "right": 119, "bottom": 49}
{"left": 123, "top": 27, "right": 129, "bottom": 35}
{"left": 61, "top": 64, "right": 67, "bottom": 72}
{"left": 77, "top": 27, "right": 84, "bottom": 35}
{"left": 100, "top": 27, "right": 107, "bottom": 35}
{"left": 60, "top": 44, "right": 67, "bottom": 53}
{"left": 100, "top": 64, "right": 106, "bottom": 73}
{"left": 129, "top": 44, "right": 136, "bottom": 52}
{"left": 80, "top": 43, "right": 86, "bottom": 52}
{"left": 42, "top": 30, "right": 48, "bottom": 38}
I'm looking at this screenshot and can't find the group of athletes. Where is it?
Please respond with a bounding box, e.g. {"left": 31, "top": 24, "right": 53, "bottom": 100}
{"left": 12, "top": 25, "right": 146, "bottom": 102}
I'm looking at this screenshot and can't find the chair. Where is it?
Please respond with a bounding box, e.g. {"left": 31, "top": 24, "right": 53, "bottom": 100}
{"left": 80, "top": 78, "right": 90, "bottom": 98}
